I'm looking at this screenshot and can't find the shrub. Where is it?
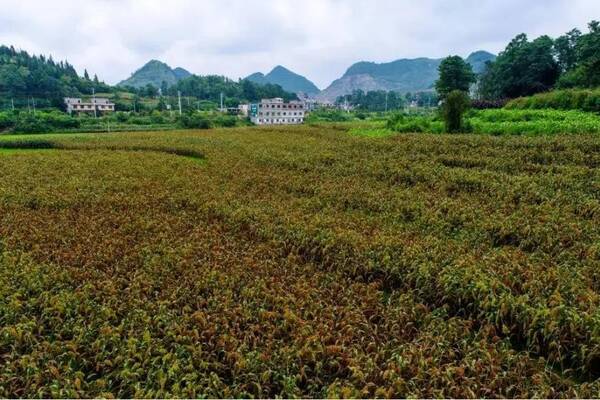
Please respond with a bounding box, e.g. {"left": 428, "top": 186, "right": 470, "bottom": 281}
{"left": 115, "top": 112, "right": 129, "bottom": 123}
{"left": 40, "top": 111, "right": 80, "bottom": 129}
{"left": 150, "top": 111, "right": 165, "bottom": 124}
{"left": 0, "top": 112, "right": 16, "bottom": 130}
{"left": 178, "top": 113, "right": 212, "bottom": 129}
{"left": 471, "top": 99, "right": 508, "bottom": 109}
{"left": 214, "top": 115, "right": 237, "bottom": 128}
{"left": 306, "top": 109, "right": 353, "bottom": 123}
{"left": 441, "top": 90, "right": 470, "bottom": 133}
{"left": 386, "top": 112, "right": 405, "bottom": 129}
{"left": 12, "top": 115, "right": 52, "bottom": 133}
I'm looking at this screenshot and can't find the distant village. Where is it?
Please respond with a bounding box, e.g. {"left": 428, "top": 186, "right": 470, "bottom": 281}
{"left": 63, "top": 95, "right": 341, "bottom": 126}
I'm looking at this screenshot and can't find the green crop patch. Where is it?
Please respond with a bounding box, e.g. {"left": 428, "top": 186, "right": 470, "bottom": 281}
{"left": 1, "top": 126, "right": 600, "bottom": 397}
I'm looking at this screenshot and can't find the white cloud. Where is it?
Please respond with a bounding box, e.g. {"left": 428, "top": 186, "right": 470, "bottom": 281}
{"left": 1, "top": 0, "right": 598, "bottom": 88}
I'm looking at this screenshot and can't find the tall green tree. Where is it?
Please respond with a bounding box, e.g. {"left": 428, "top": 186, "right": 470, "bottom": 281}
{"left": 160, "top": 80, "right": 169, "bottom": 96}
{"left": 554, "top": 28, "right": 581, "bottom": 72}
{"left": 559, "top": 20, "right": 600, "bottom": 88}
{"left": 441, "top": 90, "right": 470, "bottom": 133}
{"left": 435, "top": 56, "right": 476, "bottom": 98}
{"left": 143, "top": 83, "right": 158, "bottom": 98}
{"left": 156, "top": 96, "right": 167, "bottom": 111}
{"left": 478, "top": 34, "right": 559, "bottom": 99}
{"left": 0, "top": 45, "right": 112, "bottom": 99}
{"left": 336, "top": 89, "right": 406, "bottom": 111}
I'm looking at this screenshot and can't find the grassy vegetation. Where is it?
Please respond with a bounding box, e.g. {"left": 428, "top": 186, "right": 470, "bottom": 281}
{"left": 1, "top": 125, "right": 600, "bottom": 397}
{"left": 505, "top": 89, "right": 600, "bottom": 113}
{"left": 383, "top": 108, "right": 600, "bottom": 136}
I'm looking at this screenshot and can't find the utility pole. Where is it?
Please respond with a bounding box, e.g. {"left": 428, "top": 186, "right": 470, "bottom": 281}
{"left": 92, "top": 87, "right": 97, "bottom": 118}
{"left": 177, "top": 91, "right": 182, "bottom": 115}
{"left": 11, "top": 98, "right": 14, "bottom": 111}
{"left": 385, "top": 91, "right": 388, "bottom": 113}
{"left": 32, "top": 97, "right": 36, "bottom": 115}
{"left": 220, "top": 92, "right": 224, "bottom": 112}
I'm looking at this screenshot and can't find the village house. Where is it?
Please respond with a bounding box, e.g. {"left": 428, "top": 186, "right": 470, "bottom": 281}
{"left": 64, "top": 97, "right": 115, "bottom": 115}
{"left": 250, "top": 98, "right": 306, "bottom": 125}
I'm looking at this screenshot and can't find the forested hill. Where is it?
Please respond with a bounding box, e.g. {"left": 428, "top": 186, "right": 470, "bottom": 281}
{"left": 246, "top": 66, "right": 320, "bottom": 96}
{"left": 0, "top": 45, "right": 297, "bottom": 109}
{"left": 118, "top": 60, "right": 192, "bottom": 89}
{"left": 0, "top": 45, "right": 111, "bottom": 107}
{"left": 164, "top": 74, "right": 298, "bottom": 104}
{"left": 317, "top": 51, "right": 495, "bottom": 101}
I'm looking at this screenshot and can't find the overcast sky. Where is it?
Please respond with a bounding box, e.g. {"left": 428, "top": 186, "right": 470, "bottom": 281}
{"left": 1, "top": 0, "right": 598, "bottom": 89}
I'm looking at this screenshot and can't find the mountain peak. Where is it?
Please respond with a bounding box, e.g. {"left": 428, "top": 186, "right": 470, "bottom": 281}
{"left": 466, "top": 51, "right": 496, "bottom": 73}
{"left": 317, "top": 50, "right": 496, "bottom": 101}
{"left": 173, "top": 67, "right": 192, "bottom": 80}
{"left": 270, "top": 65, "right": 290, "bottom": 73}
{"left": 245, "top": 66, "right": 320, "bottom": 96}
{"left": 118, "top": 60, "right": 191, "bottom": 88}
{"left": 145, "top": 59, "right": 169, "bottom": 67}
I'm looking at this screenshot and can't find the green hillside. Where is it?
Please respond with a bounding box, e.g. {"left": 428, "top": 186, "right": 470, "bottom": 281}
{"left": 0, "top": 45, "right": 111, "bottom": 108}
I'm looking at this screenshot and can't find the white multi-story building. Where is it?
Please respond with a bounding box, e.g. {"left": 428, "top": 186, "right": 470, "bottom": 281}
{"left": 64, "top": 97, "right": 115, "bottom": 114}
{"left": 250, "top": 98, "right": 306, "bottom": 125}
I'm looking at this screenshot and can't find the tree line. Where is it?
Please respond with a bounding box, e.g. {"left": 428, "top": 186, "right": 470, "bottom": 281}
{"left": 425, "top": 19, "right": 600, "bottom": 133}
{"left": 119, "top": 75, "right": 296, "bottom": 106}
{"left": 0, "top": 45, "right": 112, "bottom": 108}
{"left": 478, "top": 20, "right": 599, "bottom": 99}
{"left": 0, "top": 45, "right": 297, "bottom": 111}
{"left": 335, "top": 90, "right": 439, "bottom": 111}
{"left": 339, "top": 19, "right": 600, "bottom": 114}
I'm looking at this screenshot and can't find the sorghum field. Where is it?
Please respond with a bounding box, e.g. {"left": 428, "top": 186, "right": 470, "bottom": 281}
{"left": 1, "top": 126, "right": 600, "bottom": 397}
